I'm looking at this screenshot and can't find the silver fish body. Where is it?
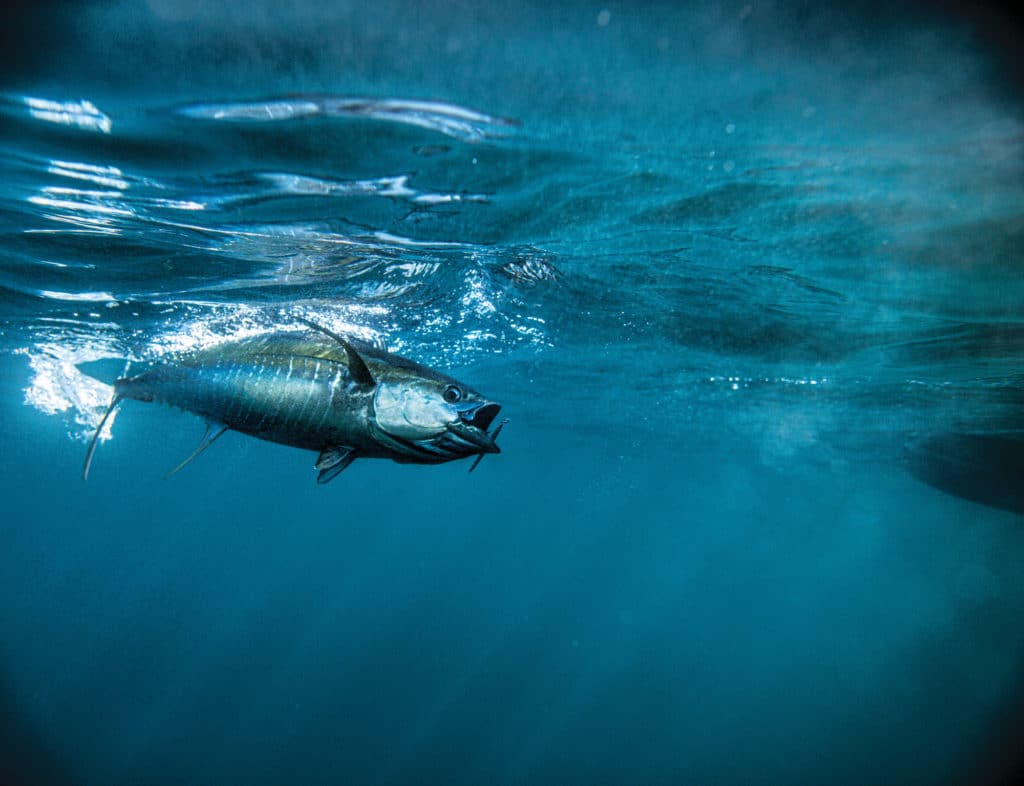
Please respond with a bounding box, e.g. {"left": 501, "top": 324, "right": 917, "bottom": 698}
{"left": 83, "top": 323, "right": 504, "bottom": 482}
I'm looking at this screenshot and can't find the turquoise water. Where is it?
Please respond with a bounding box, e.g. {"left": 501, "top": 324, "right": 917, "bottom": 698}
{"left": 2, "top": 2, "right": 1024, "bottom": 784}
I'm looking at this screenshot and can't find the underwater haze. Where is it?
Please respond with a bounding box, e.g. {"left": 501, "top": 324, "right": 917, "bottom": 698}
{"left": 2, "top": 1, "right": 1024, "bottom": 784}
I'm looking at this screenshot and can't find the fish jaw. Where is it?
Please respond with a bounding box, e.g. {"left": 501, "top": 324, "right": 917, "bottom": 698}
{"left": 367, "top": 400, "right": 502, "bottom": 462}
{"left": 446, "top": 401, "right": 502, "bottom": 454}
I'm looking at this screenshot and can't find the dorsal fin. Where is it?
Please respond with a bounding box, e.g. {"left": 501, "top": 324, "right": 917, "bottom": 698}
{"left": 295, "top": 317, "right": 375, "bottom": 388}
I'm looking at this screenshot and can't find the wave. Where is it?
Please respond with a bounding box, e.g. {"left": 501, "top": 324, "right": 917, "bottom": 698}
{"left": 173, "top": 95, "right": 519, "bottom": 142}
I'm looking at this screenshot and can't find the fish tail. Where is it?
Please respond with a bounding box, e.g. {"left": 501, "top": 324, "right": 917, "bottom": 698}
{"left": 82, "top": 393, "right": 123, "bottom": 481}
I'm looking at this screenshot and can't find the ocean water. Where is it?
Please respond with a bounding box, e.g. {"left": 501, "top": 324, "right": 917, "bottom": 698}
{"left": 2, "top": 2, "right": 1024, "bottom": 784}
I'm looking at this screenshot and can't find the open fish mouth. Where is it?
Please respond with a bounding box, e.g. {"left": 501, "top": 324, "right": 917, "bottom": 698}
{"left": 392, "top": 402, "right": 505, "bottom": 468}
{"left": 461, "top": 402, "right": 500, "bottom": 432}
{"left": 446, "top": 402, "right": 503, "bottom": 455}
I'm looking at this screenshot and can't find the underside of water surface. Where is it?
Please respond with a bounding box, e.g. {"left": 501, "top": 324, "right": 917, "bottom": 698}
{"left": 1, "top": 2, "right": 1023, "bottom": 785}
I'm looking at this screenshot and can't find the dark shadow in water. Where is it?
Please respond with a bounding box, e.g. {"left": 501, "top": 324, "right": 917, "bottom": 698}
{"left": 959, "top": 681, "right": 1024, "bottom": 786}
{"left": 936, "top": 1, "right": 1024, "bottom": 92}
{"left": 904, "top": 433, "right": 1024, "bottom": 515}
{"left": 947, "top": 639, "right": 1024, "bottom": 786}
{"left": 0, "top": 673, "right": 78, "bottom": 786}
{"left": 753, "top": 2, "right": 1024, "bottom": 98}
{"left": 630, "top": 182, "right": 803, "bottom": 227}
{"left": 0, "top": 1, "right": 96, "bottom": 85}
{"left": 898, "top": 215, "right": 1024, "bottom": 274}
{"left": 907, "top": 430, "right": 1024, "bottom": 786}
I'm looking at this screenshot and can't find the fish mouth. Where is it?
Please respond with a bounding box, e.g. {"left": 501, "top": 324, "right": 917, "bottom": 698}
{"left": 445, "top": 402, "right": 502, "bottom": 454}
{"left": 375, "top": 401, "right": 503, "bottom": 463}
{"left": 460, "top": 402, "right": 500, "bottom": 432}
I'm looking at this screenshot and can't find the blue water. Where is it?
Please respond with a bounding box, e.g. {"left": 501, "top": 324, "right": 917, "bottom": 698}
{"left": 2, "top": 2, "right": 1024, "bottom": 784}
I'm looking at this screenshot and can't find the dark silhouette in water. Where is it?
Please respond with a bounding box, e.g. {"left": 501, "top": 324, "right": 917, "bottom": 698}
{"left": 905, "top": 433, "right": 1024, "bottom": 515}
{"left": 910, "top": 431, "right": 1024, "bottom": 786}
{"left": 947, "top": 658, "right": 1024, "bottom": 786}
{"left": 0, "top": 672, "right": 78, "bottom": 786}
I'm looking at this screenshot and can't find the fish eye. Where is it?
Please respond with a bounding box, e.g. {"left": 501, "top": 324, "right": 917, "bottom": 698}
{"left": 443, "top": 385, "right": 462, "bottom": 403}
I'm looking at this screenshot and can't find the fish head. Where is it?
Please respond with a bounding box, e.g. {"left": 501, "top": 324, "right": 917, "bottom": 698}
{"left": 371, "top": 366, "right": 502, "bottom": 460}
{"left": 291, "top": 319, "right": 505, "bottom": 464}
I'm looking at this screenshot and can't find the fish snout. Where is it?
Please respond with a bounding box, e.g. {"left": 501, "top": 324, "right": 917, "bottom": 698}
{"left": 448, "top": 401, "right": 502, "bottom": 454}
{"left": 459, "top": 401, "right": 501, "bottom": 432}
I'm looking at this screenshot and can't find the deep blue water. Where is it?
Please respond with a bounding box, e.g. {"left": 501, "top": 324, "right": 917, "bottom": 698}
{"left": 2, "top": 2, "right": 1024, "bottom": 784}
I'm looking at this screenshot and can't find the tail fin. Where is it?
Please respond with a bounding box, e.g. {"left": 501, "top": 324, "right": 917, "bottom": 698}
{"left": 82, "top": 394, "right": 123, "bottom": 481}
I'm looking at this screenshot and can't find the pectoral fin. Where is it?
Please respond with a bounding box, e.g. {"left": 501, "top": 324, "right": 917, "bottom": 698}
{"left": 316, "top": 446, "right": 357, "bottom": 484}
{"left": 167, "top": 422, "right": 229, "bottom": 477}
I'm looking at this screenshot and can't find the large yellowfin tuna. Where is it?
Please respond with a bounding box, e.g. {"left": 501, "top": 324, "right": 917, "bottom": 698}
{"left": 83, "top": 320, "right": 505, "bottom": 482}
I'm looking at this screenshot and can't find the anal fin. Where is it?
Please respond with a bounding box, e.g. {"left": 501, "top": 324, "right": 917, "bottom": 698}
{"left": 316, "top": 446, "right": 357, "bottom": 484}
{"left": 167, "top": 422, "right": 229, "bottom": 478}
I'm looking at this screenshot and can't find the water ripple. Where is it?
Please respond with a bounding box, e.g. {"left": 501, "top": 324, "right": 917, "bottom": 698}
{"left": 10, "top": 95, "right": 113, "bottom": 134}
{"left": 174, "top": 95, "right": 518, "bottom": 141}
{"left": 205, "top": 172, "right": 489, "bottom": 209}
{"left": 2, "top": 80, "right": 1022, "bottom": 446}
{"left": 1, "top": 121, "right": 554, "bottom": 437}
